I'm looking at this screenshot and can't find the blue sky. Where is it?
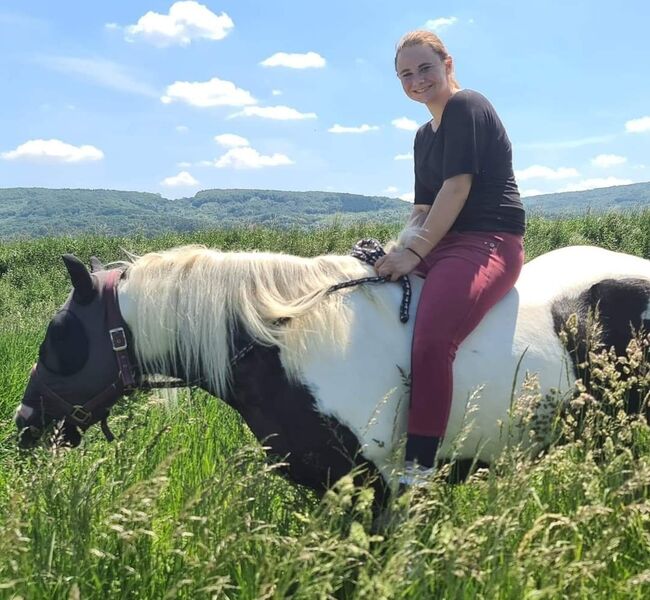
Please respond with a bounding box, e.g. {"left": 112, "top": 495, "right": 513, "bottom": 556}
{"left": 1, "top": 0, "right": 649, "bottom": 201}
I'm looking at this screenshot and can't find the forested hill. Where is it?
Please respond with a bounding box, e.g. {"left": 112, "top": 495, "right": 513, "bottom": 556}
{"left": 1, "top": 181, "right": 649, "bottom": 239}
{"left": 523, "top": 181, "right": 650, "bottom": 215}
{"left": 0, "top": 188, "right": 410, "bottom": 239}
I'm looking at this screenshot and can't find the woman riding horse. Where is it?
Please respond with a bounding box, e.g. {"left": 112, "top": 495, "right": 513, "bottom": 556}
{"left": 376, "top": 31, "right": 526, "bottom": 484}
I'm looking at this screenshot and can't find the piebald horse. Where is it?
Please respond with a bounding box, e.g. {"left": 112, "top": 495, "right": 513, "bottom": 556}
{"left": 15, "top": 243, "right": 650, "bottom": 499}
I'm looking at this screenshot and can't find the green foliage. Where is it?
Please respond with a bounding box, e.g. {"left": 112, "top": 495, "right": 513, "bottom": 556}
{"left": 0, "top": 188, "right": 411, "bottom": 239}
{"left": 524, "top": 181, "right": 650, "bottom": 217}
{"left": 1, "top": 216, "right": 650, "bottom": 598}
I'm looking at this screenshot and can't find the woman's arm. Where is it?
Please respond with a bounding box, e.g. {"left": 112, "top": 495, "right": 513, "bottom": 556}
{"left": 376, "top": 173, "right": 472, "bottom": 280}
{"left": 406, "top": 173, "right": 472, "bottom": 258}
{"left": 408, "top": 204, "right": 429, "bottom": 228}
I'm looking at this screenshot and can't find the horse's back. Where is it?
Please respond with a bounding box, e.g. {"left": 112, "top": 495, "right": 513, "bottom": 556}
{"left": 517, "top": 245, "right": 650, "bottom": 302}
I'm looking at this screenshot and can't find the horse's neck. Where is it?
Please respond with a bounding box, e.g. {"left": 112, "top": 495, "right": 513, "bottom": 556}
{"left": 117, "top": 284, "right": 169, "bottom": 371}
{"left": 117, "top": 279, "right": 228, "bottom": 392}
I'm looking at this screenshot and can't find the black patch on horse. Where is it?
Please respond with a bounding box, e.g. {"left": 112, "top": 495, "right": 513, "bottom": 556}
{"left": 39, "top": 310, "right": 89, "bottom": 376}
{"left": 222, "top": 344, "right": 386, "bottom": 503}
{"left": 551, "top": 277, "right": 650, "bottom": 413}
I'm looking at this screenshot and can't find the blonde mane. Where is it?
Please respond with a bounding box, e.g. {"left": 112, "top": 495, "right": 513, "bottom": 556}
{"left": 122, "top": 245, "right": 382, "bottom": 397}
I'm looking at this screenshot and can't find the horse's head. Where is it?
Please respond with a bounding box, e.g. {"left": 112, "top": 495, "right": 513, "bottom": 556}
{"left": 16, "top": 255, "right": 135, "bottom": 448}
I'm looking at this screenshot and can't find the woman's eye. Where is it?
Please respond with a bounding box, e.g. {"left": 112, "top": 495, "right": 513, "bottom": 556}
{"left": 419, "top": 65, "right": 432, "bottom": 74}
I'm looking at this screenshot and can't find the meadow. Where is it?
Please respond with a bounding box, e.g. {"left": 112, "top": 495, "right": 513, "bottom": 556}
{"left": 1, "top": 211, "right": 650, "bottom": 599}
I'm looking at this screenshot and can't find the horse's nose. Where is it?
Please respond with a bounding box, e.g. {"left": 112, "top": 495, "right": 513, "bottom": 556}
{"left": 15, "top": 390, "right": 44, "bottom": 448}
{"left": 15, "top": 413, "right": 42, "bottom": 448}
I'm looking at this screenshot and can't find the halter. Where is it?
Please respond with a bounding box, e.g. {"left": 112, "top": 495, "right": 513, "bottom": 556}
{"left": 29, "top": 269, "right": 136, "bottom": 441}
{"left": 27, "top": 240, "right": 412, "bottom": 444}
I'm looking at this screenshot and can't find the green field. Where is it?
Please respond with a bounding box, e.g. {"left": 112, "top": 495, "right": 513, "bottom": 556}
{"left": 1, "top": 212, "right": 650, "bottom": 599}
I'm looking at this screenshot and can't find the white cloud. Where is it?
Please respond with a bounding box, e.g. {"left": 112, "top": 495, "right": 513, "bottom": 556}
{"left": 231, "top": 105, "right": 317, "bottom": 120}
{"left": 392, "top": 117, "right": 419, "bottom": 131}
{"left": 399, "top": 192, "right": 415, "bottom": 202}
{"left": 214, "top": 147, "right": 293, "bottom": 169}
{"left": 558, "top": 177, "right": 633, "bottom": 193}
{"left": 124, "top": 1, "right": 233, "bottom": 46}
{"left": 591, "top": 154, "right": 627, "bottom": 168}
{"left": 260, "top": 51, "right": 326, "bottom": 69}
{"left": 176, "top": 125, "right": 189, "bottom": 133}
{"left": 424, "top": 17, "right": 458, "bottom": 32}
{"left": 1, "top": 139, "right": 104, "bottom": 163}
{"left": 176, "top": 161, "right": 192, "bottom": 168}
{"left": 328, "top": 124, "right": 379, "bottom": 134}
{"left": 161, "top": 171, "right": 199, "bottom": 187}
{"left": 515, "top": 165, "right": 580, "bottom": 181}
{"left": 520, "top": 189, "right": 544, "bottom": 198}
{"left": 625, "top": 116, "right": 650, "bottom": 133}
{"left": 214, "top": 133, "right": 250, "bottom": 148}
{"left": 38, "top": 55, "right": 158, "bottom": 97}
{"left": 394, "top": 152, "right": 414, "bottom": 161}
{"left": 105, "top": 22, "right": 119, "bottom": 30}
{"left": 162, "top": 77, "right": 256, "bottom": 107}
{"left": 383, "top": 186, "right": 399, "bottom": 194}
{"left": 271, "top": 89, "right": 282, "bottom": 96}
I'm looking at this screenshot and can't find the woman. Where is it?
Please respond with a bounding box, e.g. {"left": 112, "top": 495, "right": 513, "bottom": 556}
{"left": 375, "top": 30, "right": 526, "bottom": 484}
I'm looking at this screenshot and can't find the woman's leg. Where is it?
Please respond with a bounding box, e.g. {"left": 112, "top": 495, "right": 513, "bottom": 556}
{"left": 406, "top": 232, "right": 524, "bottom": 467}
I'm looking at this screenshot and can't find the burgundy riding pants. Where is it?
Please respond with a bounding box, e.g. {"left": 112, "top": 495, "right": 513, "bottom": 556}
{"left": 409, "top": 230, "right": 525, "bottom": 443}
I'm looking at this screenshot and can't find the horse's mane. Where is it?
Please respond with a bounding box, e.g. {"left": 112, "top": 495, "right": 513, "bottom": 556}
{"left": 122, "top": 245, "right": 384, "bottom": 397}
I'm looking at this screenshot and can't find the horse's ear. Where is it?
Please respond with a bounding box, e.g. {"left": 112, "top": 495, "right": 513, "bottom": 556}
{"left": 89, "top": 256, "right": 105, "bottom": 273}
{"left": 62, "top": 254, "right": 96, "bottom": 304}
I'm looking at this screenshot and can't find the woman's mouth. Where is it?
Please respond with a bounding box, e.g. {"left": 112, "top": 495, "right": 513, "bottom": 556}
{"left": 413, "top": 84, "right": 433, "bottom": 95}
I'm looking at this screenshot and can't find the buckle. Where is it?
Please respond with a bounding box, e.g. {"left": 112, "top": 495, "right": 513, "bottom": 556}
{"left": 70, "top": 405, "right": 92, "bottom": 425}
{"left": 109, "top": 327, "right": 128, "bottom": 351}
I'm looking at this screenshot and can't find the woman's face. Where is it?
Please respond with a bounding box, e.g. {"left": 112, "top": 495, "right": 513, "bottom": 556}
{"left": 396, "top": 44, "right": 451, "bottom": 105}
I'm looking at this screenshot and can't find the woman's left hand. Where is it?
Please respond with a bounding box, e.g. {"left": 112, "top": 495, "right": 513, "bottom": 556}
{"left": 375, "top": 248, "right": 422, "bottom": 281}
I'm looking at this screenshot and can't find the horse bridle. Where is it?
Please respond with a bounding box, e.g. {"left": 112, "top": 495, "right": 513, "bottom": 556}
{"left": 28, "top": 269, "right": 137, "bottom": 442}
{"left": 26, "top": 239, "right": 412, "bottom": 444}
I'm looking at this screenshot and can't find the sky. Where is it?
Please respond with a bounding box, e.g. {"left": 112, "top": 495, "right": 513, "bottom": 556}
{"left": 1, "top": 0, "right": 649, "bottom": 202}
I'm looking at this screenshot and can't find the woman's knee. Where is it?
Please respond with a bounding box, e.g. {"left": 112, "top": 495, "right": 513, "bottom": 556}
{"left": 412, "top": 333, "right": 458, "bottom": 359}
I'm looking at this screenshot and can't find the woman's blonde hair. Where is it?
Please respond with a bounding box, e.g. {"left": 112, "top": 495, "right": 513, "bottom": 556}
{"left": 394, "top": 30, "right": 460, "bottom": 89}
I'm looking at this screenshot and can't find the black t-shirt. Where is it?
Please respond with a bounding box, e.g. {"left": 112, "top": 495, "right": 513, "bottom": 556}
{"left": 413, "top": 89, "right": 525, "bottom": 234}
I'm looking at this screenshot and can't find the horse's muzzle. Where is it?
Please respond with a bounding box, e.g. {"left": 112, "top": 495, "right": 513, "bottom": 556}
{"left": 15, "top": 413, "right": 43, "bottom": 449}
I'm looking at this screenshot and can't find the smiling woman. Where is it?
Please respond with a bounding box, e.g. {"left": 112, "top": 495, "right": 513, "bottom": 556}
{"left": 376, "top": 30, "right": 527, "bottom": 483}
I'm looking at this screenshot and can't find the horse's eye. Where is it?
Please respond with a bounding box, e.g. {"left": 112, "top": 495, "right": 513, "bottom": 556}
{"left": 39, "top": 310, "right": 89, "bottom": 375}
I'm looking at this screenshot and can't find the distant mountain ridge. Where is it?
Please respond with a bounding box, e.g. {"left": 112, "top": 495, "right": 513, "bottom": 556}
{"left": 1, "top": 181, "right": 649, "bottom": 239}
{"left": 523, "top": 181, "right": 650, "bottom": 215}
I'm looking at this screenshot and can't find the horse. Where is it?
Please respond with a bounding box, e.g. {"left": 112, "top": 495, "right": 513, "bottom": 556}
{"left": 14, "top": 242, "right": 650, "bottom": 503}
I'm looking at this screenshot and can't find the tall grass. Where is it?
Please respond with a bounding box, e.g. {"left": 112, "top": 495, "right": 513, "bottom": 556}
{"left": 1, "top": 212, "right": 649, "bottom": 598}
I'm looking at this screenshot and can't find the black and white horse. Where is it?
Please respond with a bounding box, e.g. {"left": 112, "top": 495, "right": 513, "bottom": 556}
{"left": 15, "top": 243, "right": 650, "bottom": 497}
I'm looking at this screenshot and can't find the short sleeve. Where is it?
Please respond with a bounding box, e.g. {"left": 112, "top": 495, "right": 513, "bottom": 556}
{"left": 441, "top": 95, "right": 487, "bottom": 180}
{"left": 413, "top": 129, "right": 433, "bottom": 205}
{"left": 413, "top": 164, "right": 430, "bottom": 204}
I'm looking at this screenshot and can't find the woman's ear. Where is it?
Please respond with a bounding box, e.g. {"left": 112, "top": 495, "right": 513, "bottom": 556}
{"left": 445, "top": 56, "right": 453, "bottom": 75}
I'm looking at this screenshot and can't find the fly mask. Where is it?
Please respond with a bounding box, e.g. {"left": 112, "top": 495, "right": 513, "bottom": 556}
{"left": 15, "top": 255, "right": 136, "bottom": 448}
